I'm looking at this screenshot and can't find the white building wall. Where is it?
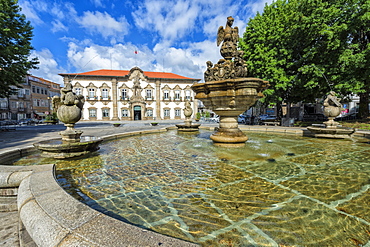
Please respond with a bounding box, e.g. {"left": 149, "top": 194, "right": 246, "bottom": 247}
{"left": 67, "top": 69, "right": 197, "bottom": 121}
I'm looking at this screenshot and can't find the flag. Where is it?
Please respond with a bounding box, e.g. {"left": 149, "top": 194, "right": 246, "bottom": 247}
{"left": 134, "top": 50, "right": 138, "bottom": 54}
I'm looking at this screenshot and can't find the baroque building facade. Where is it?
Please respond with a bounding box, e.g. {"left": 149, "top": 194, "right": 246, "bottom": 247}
{"left": 59, "top": 67, "right": 201, "bottom": 121}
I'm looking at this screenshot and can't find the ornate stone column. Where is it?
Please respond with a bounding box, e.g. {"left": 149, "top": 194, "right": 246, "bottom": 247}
{"left": 111, "top": 78, "right": 119, "bottom": 121}
{"left": 155, "top": 80, "right": 161, "bottom": 120}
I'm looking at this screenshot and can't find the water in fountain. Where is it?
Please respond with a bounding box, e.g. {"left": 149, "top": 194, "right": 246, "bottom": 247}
{"left": 12, "top": 130, "right": 370, "bottom": 246}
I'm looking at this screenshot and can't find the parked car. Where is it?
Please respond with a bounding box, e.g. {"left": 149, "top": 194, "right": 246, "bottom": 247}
{"left": 19, "top": 118, "right": 38, "bottom": 125}
{"left": 258, "top": 114, "right": 277, "bottom": 124}
{"left": 335, "top": 112, "right": 358, "bottom": 121}
{"left": 209, "top": 115, "right": 219, "bottom": 123}
{"left": 238, "top": 114, "right": 246, "bottom": 124}
{"left": 302, "top": 113, "right": 328, "bottom": 122}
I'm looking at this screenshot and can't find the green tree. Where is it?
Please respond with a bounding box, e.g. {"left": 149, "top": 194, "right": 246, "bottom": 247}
{"left": 240, "top": 0, "right": 370, "bottom": 118}
{"left": 0, "top": 0, "right": 38, "bottom": 98}
{"left": 335, "top": 0, "right": 370, "bottom": 118}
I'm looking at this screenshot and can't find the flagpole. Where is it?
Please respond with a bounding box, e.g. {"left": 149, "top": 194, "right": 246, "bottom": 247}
{"left": 134, "top": 50, "right": 138, "bottom": 67}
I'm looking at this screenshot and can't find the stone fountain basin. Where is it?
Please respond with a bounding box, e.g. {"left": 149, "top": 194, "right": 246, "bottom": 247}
{"left": 192, "top": 78, "right": 265, "bottom": 111}
{"left": 307, "top": 126, "right": 355, "bottom": 139}
{"left": 33, "top": 136, "right": 103, "bottom": 159}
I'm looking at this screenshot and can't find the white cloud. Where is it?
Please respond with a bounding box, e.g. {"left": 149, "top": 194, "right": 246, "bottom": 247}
{"left": 246, "top": 0, "right": 274, "bottom": 14}
{"left": 51, "top": 20, "right": 68, "bottom": 33}
{"left": 133, "top": 0, "right": 200, "bottom": 42}
{"left": 67, "top": 42, "right": 155, "bottom": 73}
{"left": 30, "top": 49, "right": 65, "bottom": 85}
{"left": 66, "top": 38, "right": 223, "bottom": 82}
{"left": 18, "top": 0, "right": 44, "bottom": 25}
{"left": 132, "top": 0, "right": 261, "bottom": 44}
{"left": 90, "top": 0, "right": 104, "bottom": 7}
{"left": 77, "top": 11, "right": 129, "bottom": 42}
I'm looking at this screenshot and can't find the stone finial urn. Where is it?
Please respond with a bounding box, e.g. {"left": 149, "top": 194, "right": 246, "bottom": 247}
{"left": 191, "top": 16, "right": 269, "bottom": 146}
{"left": 176, "top": 99, "right": 200, "bottom": 132}
{"left": 307, "top": 91, "right": 355, "bottom": 139}
{"left": 323, "top": 91, "right": 343, "bottom": 128}
{"left": 34, "top": 82, "right": 102, "bottom": 159}
{"left": 56, "top": 82, "right": 85, "bottom": 142}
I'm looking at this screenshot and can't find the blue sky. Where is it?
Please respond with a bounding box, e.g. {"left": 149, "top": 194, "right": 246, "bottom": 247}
{"left": 18, "top": 0, "right": 272, "bottom": 85}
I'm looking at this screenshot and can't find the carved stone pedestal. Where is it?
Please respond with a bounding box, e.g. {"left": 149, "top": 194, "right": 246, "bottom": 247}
{"left": 210, "top": 115, "right": 248, "bottom": 147}
{"left": 59, "top": 124, "right": 83, "bottom": 142}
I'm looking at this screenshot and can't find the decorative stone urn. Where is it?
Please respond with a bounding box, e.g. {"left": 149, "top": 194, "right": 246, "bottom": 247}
{"left": 191, "top": 16, "right": 269, "bottom": 146}
{"left": 176, "top": 99, "right": 200, "bottom": 132}
{"left": 322, "top": 91, "right": 343, "bottom": 128}
{"left": 33, "top": 82, "right": 102, "bottom": 159}
{"left": 307, "top": 91, "right": 355, "bottom": 139}
{"left": 57, "top": 82, "right": 85, "bottom": 142}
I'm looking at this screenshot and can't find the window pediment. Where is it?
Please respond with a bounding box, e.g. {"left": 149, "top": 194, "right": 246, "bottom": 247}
{"left": 87, "top": 82, "right": 97, "bottom": 89}
{"left": 144, "top": 84, "right": 154, "bottom": 90}
{"left": 73, "top": 82, "right": 83, "bottom": 88}
{"left": 118, "top": 83, "right": 129, "bottom": 89}
{"left": 99, "top": 82, "right": 111, "bottom": 89}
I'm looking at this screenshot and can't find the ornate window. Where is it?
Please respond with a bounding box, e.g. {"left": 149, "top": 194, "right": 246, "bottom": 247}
{"left": 147, "top": 109, "right": 153, "bottom": 117}
{"left": 164, "top": 109, "right": 170, "bottom": 117}
{"left": 146, "top": 89, "right": 152, "bottom": 100}
{"left": 121, "top": 89, "right": 127, "bottom": 100}
{"left": 122, "top": 109, "right": 129, "bottom": 117}
{"left": 88, "top": 88, "right": 95, "bottom": 99}
{"left": 119, "top": 83, "right": 130, "bottom": 100}
{"left": 175, "top": 90, "right": 181, "bottom": 100}
{"left": 75, "top": 88, "right": 82, "bottom": 95}
{"left": 185, "top": 90, "right": 191, "bottom": 100}
{"left": 89, "top": 109, "right": 97, "bottom": 118}
{"left": 102, "top": 108, "right": 109, "bottom": 118}
{"left": 175, "top": 109, "right": 181, "bottom": 117}
{"left": 164, "top": 90, "right": 169, "bottom": 100}
{"left": 99, "top": 83, "right": 111, "bottom": 100}
{"left": 102, "top": 88, "right": 109, "bottom": 99}
{"left": 73, "top": 82, "right": 83, "bottom": 96}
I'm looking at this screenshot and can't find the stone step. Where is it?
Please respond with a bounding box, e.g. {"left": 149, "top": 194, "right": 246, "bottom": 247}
{"left": 0, "top": 196, "right": 17, "bottom": 212}
{"left": 0, "top": 187, "right": 18, "bottom": 196}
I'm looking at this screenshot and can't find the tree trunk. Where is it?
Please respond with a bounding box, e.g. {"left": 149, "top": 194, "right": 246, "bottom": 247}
{"left": 358, "top": 90, "right": 369, "bottom": 119}
{"left": 276, "top": 102, "right": 283, "bottom": 120}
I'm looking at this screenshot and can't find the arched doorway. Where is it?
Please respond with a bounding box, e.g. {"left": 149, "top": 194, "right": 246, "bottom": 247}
{"left": 133, "top": 105, "right": 141, "bottom": 120}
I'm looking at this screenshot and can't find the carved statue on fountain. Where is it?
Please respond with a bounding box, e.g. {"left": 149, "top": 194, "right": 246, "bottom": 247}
{"left": 323, "top": 91, "right": 343, "bottom": 128}
{"left": 192, "top": 16, "right": 269, "bottom": 146}
{"left": 33, "top": 82, "right": 102, "bottom": 159}
{"left": 307, "top": 91, "right": 355, "bottom": 138}
{"left": 55, "top": 82, "right": 85, "bottom": 142}
{"left": 217, "top": 16, "right": 239, "bottom": 60}
{"left": 176, "top": 99, "right": 200, "bottom": 132}
{"left": 184, "top": 99, "right": 193, "bottom": 119}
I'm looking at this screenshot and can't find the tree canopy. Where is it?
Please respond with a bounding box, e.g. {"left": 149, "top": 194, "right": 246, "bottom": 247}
{"left": 0, "top": 0, "right": 38, "bottom": 98}
{"left": 240, "top": 0, "right": 370, "bottom": 118}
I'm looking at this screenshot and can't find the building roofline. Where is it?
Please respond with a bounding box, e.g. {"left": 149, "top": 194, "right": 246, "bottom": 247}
{"left": 59, "top": 69, "right": 201, "bottom": 81}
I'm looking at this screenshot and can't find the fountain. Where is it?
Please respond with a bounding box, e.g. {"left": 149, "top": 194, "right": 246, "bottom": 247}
{"left": 7, "top": 16, "right": 369, "bottom": 247}
{"left": 307, "top": 91, "right": 355, "bottom": 138}
{"left": 33, "top": 82, "right": 102, "bottom": 159}
{"left": 191, "top": 16, "right": 269, "bottom": 146}
{"left": 175, "top": 99, "right": 201, "bottom": 131}
{"left": 12, "top": 129, "right": 370, "bottom": 246}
